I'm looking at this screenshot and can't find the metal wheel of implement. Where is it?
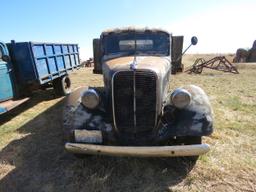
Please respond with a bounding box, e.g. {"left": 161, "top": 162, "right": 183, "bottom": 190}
{"left": 195, "top": 66, "right": 203, "bottom": 74}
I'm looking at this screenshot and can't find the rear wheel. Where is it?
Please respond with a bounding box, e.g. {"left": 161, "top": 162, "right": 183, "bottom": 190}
{"left": 53, "top": 75, "right": 71, "bottom": 96}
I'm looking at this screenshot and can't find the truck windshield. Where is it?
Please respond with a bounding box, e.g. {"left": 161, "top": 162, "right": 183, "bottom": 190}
{"left": 102, "top": 32, "right": 170, "bottom": 56}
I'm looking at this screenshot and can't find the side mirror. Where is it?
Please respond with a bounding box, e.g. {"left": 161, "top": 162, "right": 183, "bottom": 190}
{"left": 191, "top": 36, "right": 198, "bottom": 45}
{"left": 171, "top": 36, "right": 198, "bottom": 74}
{"left": 2, "top": 55, "right": 11, "bottom": 62}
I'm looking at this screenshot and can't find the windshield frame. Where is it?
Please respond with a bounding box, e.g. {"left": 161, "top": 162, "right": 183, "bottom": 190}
{"left": 101, "top": 31, "right": 170, "bottom": 57}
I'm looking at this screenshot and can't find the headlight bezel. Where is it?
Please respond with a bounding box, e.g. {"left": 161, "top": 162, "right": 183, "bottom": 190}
{"left": 81, "top": 88, "right": 100, "bottom": 110}
{"left": 170, "top": 88, "right": 191, "bottom": 109}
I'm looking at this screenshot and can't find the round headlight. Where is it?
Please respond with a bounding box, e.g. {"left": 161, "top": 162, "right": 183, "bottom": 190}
{"left": 81, "top": 89, "right": 100, "bottom": 109}
{"left": 170, "top": 88, "right": 191, "bottom": 109}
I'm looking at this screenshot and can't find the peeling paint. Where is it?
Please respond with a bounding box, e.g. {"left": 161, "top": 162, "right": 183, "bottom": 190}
{"left": 184, "top": 85, "right": 213, "bottom": 117}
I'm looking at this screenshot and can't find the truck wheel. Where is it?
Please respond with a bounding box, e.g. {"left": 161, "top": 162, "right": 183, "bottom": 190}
{"left": 195, "top": 67, "right": 203, "bottom": 74}
{"left": 53, "top": 76, "right": 71, "bottom": 96}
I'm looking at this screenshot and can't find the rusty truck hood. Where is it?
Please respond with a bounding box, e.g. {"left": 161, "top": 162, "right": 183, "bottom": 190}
{"left": 102, "top": 56, "right": 171, "bottom": 75}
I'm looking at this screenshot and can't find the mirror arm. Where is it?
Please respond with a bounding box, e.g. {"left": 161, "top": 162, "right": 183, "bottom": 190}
{"left": 181, "top": 44, "right": 192, "bottom": 56}
{"left": 175, "top": 43, "right": 192, "bottom": 62}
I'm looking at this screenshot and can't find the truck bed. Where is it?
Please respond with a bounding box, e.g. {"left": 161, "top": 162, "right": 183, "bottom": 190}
{"left": 7, "top": 41, "right": 80, "bottom": 85}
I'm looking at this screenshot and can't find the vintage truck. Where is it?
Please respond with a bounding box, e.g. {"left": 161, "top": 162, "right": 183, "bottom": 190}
{"left": 64, "top": 28, "right": 213, "bottom": 159}
{"left": 0, "top": 41, "right": 80, "bottom": 114}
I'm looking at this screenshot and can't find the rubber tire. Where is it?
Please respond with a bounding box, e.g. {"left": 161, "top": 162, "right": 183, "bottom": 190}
{"left": 53, "top": 75, "right": 71, "bottom": 96}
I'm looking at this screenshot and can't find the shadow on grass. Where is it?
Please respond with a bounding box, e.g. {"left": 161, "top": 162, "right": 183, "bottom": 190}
{"left": 0, "top": 97, "right": 197, "bottom": 192}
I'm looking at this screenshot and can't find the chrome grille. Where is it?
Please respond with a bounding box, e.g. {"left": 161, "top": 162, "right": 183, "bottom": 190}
{"left": 113, "top": 70, "right": 157, "bottom": 135}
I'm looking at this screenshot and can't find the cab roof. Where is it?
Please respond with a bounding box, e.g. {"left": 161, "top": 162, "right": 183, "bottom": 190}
{"left": 101, "top": 27, "right": 170, "bottom": 36}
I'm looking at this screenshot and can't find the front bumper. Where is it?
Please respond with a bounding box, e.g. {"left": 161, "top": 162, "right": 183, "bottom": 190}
{"left": 65, "top": 143, "right": 210, "bottom": 157}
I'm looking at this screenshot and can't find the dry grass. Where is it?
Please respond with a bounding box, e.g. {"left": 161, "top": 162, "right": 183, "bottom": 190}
{"left": 0, "top": 54, "right": 256, "bottom": 192}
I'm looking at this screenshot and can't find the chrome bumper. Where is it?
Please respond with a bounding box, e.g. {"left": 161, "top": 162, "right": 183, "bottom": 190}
{"left": 65, "top": 143, "right": 210, "bottom": 157}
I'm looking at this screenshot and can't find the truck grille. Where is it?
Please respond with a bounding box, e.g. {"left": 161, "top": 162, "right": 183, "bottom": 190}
{"left": 113, "top": 70, "right": 157, "bottom": 135}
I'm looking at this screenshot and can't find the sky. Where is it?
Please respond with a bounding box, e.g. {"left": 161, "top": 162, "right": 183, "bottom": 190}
{"left": 1, "top": 0, "right": 256, "bottom": 60}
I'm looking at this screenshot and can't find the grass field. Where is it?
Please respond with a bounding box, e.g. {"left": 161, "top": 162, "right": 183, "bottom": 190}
{"left": 0, "top": 54, "right": 256, "bottom": 192}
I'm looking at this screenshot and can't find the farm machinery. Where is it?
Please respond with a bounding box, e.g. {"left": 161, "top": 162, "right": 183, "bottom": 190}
{"left": 233, "top": 40, "right": 256, "bottom": 63}
{"left": 186, "top": 56, "right": 239, "bottom": 74}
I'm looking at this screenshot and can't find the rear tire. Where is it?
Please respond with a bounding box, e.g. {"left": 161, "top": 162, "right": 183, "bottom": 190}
{"left": 53, "top": 75, "right": 71, "bottom": 96}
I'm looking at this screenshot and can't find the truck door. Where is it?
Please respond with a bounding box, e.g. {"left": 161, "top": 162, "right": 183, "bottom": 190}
{"left": 0, "top": 43, "right": 14, "bottom": 101}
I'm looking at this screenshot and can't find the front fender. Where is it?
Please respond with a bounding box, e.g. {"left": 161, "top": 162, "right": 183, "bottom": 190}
{"left": 65, "top": 86, "right": 88, "bottom": 107}
{"left": 63, "top": 86, "right": 113, "bottom": 141}
{"left": 160, "top": 85, "right": 213, "bottom": 137}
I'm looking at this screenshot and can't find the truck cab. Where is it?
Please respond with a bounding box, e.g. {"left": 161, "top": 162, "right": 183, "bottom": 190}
{"left": 0, "top": 42, "right": 15, "bottom": 114}
{"left": 64, "top": 28, "right": 213, "bottom": 159}
{"left": 0, "top": 42, "right": 14, "bottom": 100}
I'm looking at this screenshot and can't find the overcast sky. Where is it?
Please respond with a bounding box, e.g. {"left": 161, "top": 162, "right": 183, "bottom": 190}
{"left": 1, "top": 0, "right": 256, "bottom": 60}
